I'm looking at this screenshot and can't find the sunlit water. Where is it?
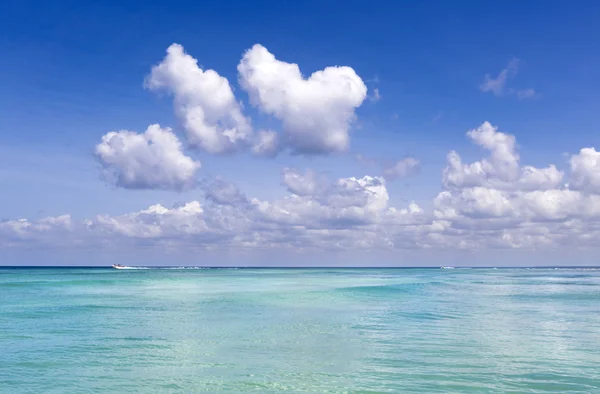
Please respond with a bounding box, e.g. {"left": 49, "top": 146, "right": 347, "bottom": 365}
{"left": 1, "top": 267, "right": 599, "bottom": 393}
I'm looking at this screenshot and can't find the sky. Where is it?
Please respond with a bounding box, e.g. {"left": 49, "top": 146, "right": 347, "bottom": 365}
{"left": 1, "top": 0, "right": 600, "bottom": 266}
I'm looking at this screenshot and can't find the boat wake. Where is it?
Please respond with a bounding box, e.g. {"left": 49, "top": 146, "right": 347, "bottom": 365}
{"left": 111, "top": 265, "right": 226, "bottom": 270}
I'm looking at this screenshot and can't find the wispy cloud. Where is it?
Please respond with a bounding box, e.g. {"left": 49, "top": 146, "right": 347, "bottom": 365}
{"left": 480, "top": 58, "right": 519, "bottom": 96}
{"left": 354, "top": 154, "right": 420, "bottom": 181}
{"left": 369, "top": 88, "right": 382, "bottom": 102}
{"left": 430, "top": 110, "right": 444, "bottom": 125}
{"left": 7, "top": 122, "right": 600, "bottom": 262}
{"left": 514, "top": 88, "right": 536, "bottom": 100}
{"left": 382, "top": 157, "right": 420, "bottom": 180}
{"left": 354, "top": 153, "right": 378, "bottom": 166}
{"left": 480, "top": 59, "right": 536, "bottom": 99}
{"left": 366, "top": 75, "right": 380, "bottom": 84}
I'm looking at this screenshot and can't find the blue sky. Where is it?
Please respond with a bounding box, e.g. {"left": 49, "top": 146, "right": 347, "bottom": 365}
{"left": 1, "top": 0, "right": 600, "bottom": 266}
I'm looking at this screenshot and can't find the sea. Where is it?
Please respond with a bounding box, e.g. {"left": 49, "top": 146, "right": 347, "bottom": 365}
{"left": 1, "top": 267, "right": 599, "bottom": 393}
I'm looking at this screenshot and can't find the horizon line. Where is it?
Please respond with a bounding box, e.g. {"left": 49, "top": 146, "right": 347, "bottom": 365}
{"left": 2, "top": 265, "right": 600, "bottom": 269}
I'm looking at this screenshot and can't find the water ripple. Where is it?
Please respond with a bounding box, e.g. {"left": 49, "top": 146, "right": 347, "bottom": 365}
{"left": 1, "top": 268, "right": 599, "bottom": 392}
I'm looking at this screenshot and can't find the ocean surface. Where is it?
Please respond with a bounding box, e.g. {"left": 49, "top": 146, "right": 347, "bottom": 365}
{"left": 1, "top": 267, "right": 599, "bottom": 393}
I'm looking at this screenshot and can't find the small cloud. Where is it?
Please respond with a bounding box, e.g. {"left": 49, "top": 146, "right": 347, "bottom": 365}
{"left": 480, "top": 58, "right": 536, "bottom": 99}
{"left": 201, "top": 178, "right": 248, "bottom": 206}
{"left": 430, "top": 111, "right": 444, "bottom": 124}
{"left": 95, "top": 124, "right": 201, "bottom": 191}
{"left": 480, "top": 59, "right": 518, "bottom": 96}
{"left": 515, "top": 88, "right": 536, "bottom": 100}
{"left": 354, "top": 153, "right": 378, "bottom": 166}
{"left": 366, "top": 75, "right": 380, "bottom": 84}
{"left": 252, "top": 129, "right": 280, "bottom": 157}
{"left": 369, "top": 88, "right": 382, "bottom": 102}
{"left": 391, "top": 112, "right": 399, "bottom": 120}
{"left": 383, "top": 157, "right": 420, "bottom": 181}
{"left": 480, "top": 70, "right": 509, "bottom": 96}
{"left": 354, "top": 154, "right": 420, "bottom": 181}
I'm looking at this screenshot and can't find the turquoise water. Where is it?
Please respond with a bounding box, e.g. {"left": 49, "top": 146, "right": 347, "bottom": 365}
{"left": 1, "top": 268, "right": 600, "bottom": 393}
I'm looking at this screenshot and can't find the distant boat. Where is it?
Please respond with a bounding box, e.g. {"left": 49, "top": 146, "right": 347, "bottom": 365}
{"left": 112, "top": 264, "right": 126, "bottom": 269}
{"left": 440, "top": 266, "right": 455, "bottom": 269}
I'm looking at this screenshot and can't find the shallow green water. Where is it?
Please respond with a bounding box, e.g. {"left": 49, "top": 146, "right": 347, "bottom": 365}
{"left": 1, "top": 267, "right": 599, "bottom": 392}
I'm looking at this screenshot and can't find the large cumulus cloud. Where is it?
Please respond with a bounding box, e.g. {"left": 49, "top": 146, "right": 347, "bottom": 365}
{"left": 94, "top": 43, "right": 371, "bottom": 191}
{"left": 14, "top": 115, "right": 600, "bottom": 261}
{"left": 238, "top": 44, "right": 368, "bottom": 155}
{"left": 145, "top": 44, "right": 253, "bottom": 154}
{"left": 95, "top": 124, "right": 201, "bottom": 190}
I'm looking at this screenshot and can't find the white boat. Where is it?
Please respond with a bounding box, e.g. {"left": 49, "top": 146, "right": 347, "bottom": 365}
{"left": 112, "top": 264, "right": 126, "bottom": 269}
{"left": 440, "top": 266, "right": 455, "bottom": 269}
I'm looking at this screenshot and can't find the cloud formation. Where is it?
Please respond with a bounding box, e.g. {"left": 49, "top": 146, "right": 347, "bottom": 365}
{"left": 82, "top": 122, "right": 600, "bottom": 259}
{"left": 383, "top": 157, "right": 420, "bottom": 180}
{"left": 94, "top": 43, "right": 374, "bottom": 190}
{"left": 569, "top": 148, "right": 600, "bottom": 194}
{"left": 251, "top": 129, "right": 280, "bottom": 157}
{"left": 369, "top": 88, "right": 382, "bottom": 102}
{"left": 443, "top": 122, "right": 563, "bottom": 191}
{"left": 431, "top": 122, "right": 600, "bottom": 251}
{"left": 17, "top": 55, "right": 600, "bottom": 265}
{"left": 480, "top": 59, "right": 536, "bottom": 99}
{"left": 281, "top": 168, "right": 321, "bottom": 196}
{"left": 146, "top": 44, "right": 253, "bottom": 154}
{"left": 238, "top": 44, "right": 368, "bottom": 155}
{"left": 480, "top": 59, "right": 519, "bottom": 96}
{"left": 95, "top": 124, "right": 201, "bottom": 190}
{"left": 202, "top": 178, "right": 248, "bottom": 206}
{"left": 96, "top": 42, "right": 372, "bottom": 190}
{"left": 355, "top": 154, "right": 420, "bottom": 181}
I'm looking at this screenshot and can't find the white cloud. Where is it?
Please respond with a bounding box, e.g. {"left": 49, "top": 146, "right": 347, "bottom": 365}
{"left": 330, "top": 176, "right": 389, "bottom": 212}
{"left": 88, "top": 201, "right": 208, "bottom": 238}
{"left": 430, "top": 111, "right": 444, "bottom": 124}
{"left": 443, "top": 122, "right": 563, "bottom": 191}
{"left": 354, "top": 153, "right": 378, "bottom": 166}
{"left": 1, "top": 215, "right": 72, "bottom": 236}
{"left": 355, "top": 154, "right": 420, "bottom": 181}
{"left": 428, "top": 122, "right": 600, "bottom": 251}
{"left": 569, "top": 147, "right": 600, "bottom": 194}
{"left": 95, "top": 124, "right": 201, "bottom": 190}
{"left": 203, "top": 179, "right": 248, "bottom": 206}
{"left": 383, "top": 157, "right": 420, "bottom": 180}
{"left": 100, "top": 43, "right": 369, "bottom": 165}
{"left": 282, "top": 168, "right": 320, "bottom": 196}
{"left": 0, "top": 215, "right": 74, "bottom": 248}
{"left": 251, "top": 129, "right": 280, "bottom": 157}
{"left": 2, "top": 172, "right": 420, "bottom": 252}
{"left": 520, "top": 190, "right": 593, "bottom": 221}
{"left": 238, "top": 44, "right": 367, "bottom": 155}
{"left": 10, "top": 121, "right": 600, "bottom": 262}
{"left": 480, "top": 59, "right": 536, "bottom": 99}
{"left": 480, "top": 59, "right": 519, "bottom": 96}
{"left": 249, "top": 174, "right": 397, "bottom": 237}
{"left": 435, "top": 186, "right": 600, "bottom": 225}
{"left": 515, "top": 88, "right": 536, "bottom": 100}
{"left": 434, "top": 187, "right": 514, "bottom": 219}
{"left": 369, "top": 88, "right": 382, "bottom": 102}
{"left": 146, "top": 43, "right": 252, "bottom": 154}
{"left": 282, "top": 169, "right": 389, "bottom": 212}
